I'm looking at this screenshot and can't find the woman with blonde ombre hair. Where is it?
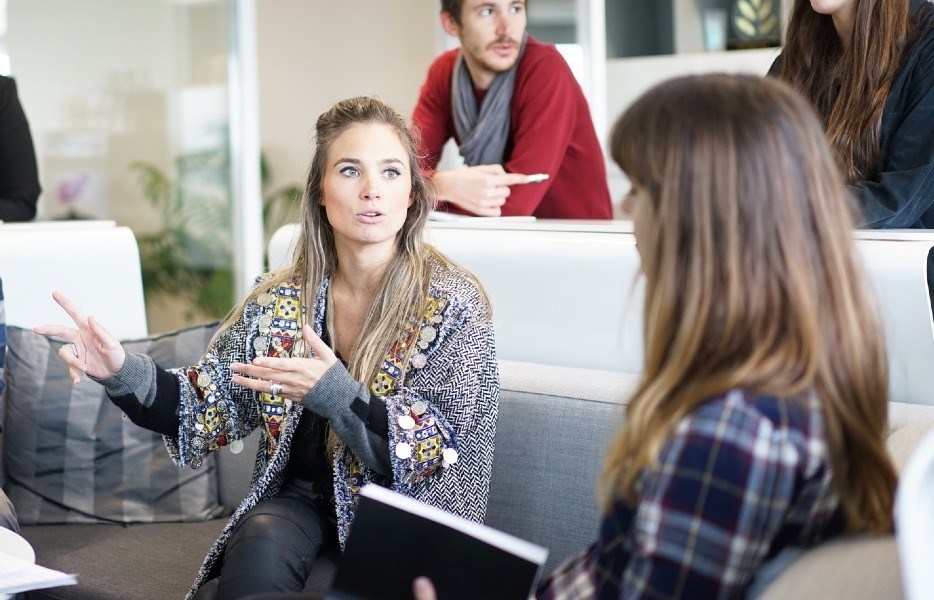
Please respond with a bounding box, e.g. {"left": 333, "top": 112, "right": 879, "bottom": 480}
{"left": 37, "top": 96, "right": 498, "bottom": 600}
{"left": 533, "top": 74, "right": 898, "bottom": 599}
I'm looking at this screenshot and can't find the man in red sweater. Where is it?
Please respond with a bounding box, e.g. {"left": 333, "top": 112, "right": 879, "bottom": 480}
{"left": 413, "top": 0, "right": 612, "bottom": 219}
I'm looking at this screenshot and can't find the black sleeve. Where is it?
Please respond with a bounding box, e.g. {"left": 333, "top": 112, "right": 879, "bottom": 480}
{"left": 107, "top": 366, "right": 181, "bottom": 437}
{"left": 350, "top": 393, "right": 389, "bottom": 439}
{"left": 0, "top": 76, "right": 40, "bottom": 222}
{"left": 303, "top": 360, "right": 392, "bottom": 475}
{"left": 767, "top": 54, "right": 782, "bottom": 77}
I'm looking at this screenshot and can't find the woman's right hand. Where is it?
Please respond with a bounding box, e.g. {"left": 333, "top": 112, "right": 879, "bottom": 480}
{"left": 33, "top": 291, "right": 127, "bottom": 384}
{"left": 412, "top": 577, "right": 437, "bottom": 600}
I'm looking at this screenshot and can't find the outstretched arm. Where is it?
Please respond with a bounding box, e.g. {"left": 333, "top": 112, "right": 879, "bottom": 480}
{"left": 34, "top": 291, "right": 127, "bottom": 384}
{"left": 34, "top": 291, "right": 181, "bottom": 436}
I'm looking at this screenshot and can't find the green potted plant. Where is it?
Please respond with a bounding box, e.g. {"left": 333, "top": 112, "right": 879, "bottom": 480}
{"left": 130, "top": 151, "right": 301, "bottom": 323}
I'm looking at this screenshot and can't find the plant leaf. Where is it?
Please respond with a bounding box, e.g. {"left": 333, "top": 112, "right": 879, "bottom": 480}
{"left": 735, "top": 15, "right": 756, "bottom": 37}
{"left": 738, "top": 0, "right": 757, "bottom": 23}
{"left": 759, "top": 0, "right": 774, "bottom": 20}
{"left": 761, "top": 14, "right": 778, "bottom": 35}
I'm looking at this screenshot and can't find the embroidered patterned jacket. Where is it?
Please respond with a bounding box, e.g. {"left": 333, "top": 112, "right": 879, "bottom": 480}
{"left": 104, "top": 258, "right": 498, "bottom": 599}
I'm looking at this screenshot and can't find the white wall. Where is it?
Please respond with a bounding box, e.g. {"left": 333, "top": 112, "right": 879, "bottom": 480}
{"left": 255, "top": 0, "right": 439, "bottom": 194}
{"left": 603, "top": 47, "right": 780, "bottom": 204}
{"left": 6, "top": 0, "right": 174, "bottom": 137}
{"left": 5, "top": 0, "right": 441, "bottom": 229}
{"left": 6, "top": 0, "right": 175, "bottom": 228}
{"left": 5, "top": 0, "right": 226, "bottom": 232}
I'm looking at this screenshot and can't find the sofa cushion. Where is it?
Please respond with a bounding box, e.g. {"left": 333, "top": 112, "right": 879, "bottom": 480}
{"left": 2, "top": 323, "right": 226, "bottom": 525}
{"left": 757, "top": 535, "right": 902, "bottom": 600}
{"left": 888, "top": 401, "right": 934, "bottom": 472}
{"left": 485, "top": 360, "right": 640, "bottom": 573}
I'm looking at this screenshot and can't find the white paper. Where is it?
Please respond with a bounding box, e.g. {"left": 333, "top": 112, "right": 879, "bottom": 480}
{"left": 0, "top": 553, "right": 77, "bottom": 595}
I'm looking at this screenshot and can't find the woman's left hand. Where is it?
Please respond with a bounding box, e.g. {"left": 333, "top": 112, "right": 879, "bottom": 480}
{"left": 230, "top": 324, "right": 338, "bottom": 400}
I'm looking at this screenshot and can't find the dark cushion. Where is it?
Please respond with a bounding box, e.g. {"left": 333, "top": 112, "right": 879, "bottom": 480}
{"left": 2, "top": 322, "right": 226, "bottom": 525}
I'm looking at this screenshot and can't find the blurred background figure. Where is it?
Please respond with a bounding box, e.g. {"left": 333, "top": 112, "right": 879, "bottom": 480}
{"left": 0, "top": 74, "right": 40, "bottom": 221}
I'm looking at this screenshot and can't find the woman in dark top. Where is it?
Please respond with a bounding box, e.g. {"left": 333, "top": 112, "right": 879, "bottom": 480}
{"left": 774, "top": 0, "right": 934, "bottom": 297}
{"left": 775, "top": 0, "right": 934, "bottom": 224}
{"left": 0, "top": 75, "right": 40, "bottom": 221}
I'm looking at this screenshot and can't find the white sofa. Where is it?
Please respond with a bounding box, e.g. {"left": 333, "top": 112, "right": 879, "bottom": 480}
{"left": 0, "top": 221, "right": 148, "bottom": 339}
{"left": 269, "top": 220, "right": 934, "bottom": 406}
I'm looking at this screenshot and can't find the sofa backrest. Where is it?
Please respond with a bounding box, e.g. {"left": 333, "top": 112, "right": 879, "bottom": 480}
{"left": 267, "top": 222, "right": 934, "bottom": 406}
{"left": 425, "top": 222, "right": 934, "bottom": 407}
{"left": 0, "top": 221, "right": 148, "bottom": 339}
{"left": 486, "top": 360, "right": 638, "bottom": 573}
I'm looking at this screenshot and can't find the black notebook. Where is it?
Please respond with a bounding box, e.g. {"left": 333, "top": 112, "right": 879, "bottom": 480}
{"left": 328, "top": 484, "right": 549, "bottom": 600}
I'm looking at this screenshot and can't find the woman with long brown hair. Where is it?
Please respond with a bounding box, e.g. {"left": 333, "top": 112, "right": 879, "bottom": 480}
{"left": 774, "top": 0, "right": 934, "bottom": 230}
{"left": 531, "top": 73, "right": 898, "bottom": 598}
{"left": 36, "top": 96, "right": 498, "bottom": 600}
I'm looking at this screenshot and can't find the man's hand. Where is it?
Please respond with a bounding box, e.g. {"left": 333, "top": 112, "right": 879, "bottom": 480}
{"left": 431, "top": 165, "right": 534, "bottom": 216}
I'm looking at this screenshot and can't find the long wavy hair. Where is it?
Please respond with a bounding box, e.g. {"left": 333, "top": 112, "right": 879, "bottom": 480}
{"left": 221, "top": 96, "right": 450, "bottom": 386}
{"left": 602, "top": 74, "right": 896, "bottom": 534}
{"left": 777, "top": 0, "right": 934, "bottom": 181}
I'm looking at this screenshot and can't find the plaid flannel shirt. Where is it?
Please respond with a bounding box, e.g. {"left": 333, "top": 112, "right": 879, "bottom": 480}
{"left": 538, "top": 389, "right": 843, "bottom": 600}
{"left": 0, "top": 278, "right": 5, "bottom": 401}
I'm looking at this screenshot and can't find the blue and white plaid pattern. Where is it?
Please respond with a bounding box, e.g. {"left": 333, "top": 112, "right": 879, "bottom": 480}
{"left": 538, "top": 390, "right": 841, "bottom": 600}
{"left": 0, "top": 277, "right": 6, "bottom": 402}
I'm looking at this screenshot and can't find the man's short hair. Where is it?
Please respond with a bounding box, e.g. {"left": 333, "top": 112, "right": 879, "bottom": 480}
{"left": 442, "top": 0, "right": 528, "bottom": 26}
{"left": 441, "top": 0, "right": 464, "bottom": 24}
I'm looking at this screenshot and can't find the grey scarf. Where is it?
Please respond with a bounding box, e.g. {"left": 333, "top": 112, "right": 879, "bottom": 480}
{"left": 452, "top": 34, "right": 528, "bottom": 166}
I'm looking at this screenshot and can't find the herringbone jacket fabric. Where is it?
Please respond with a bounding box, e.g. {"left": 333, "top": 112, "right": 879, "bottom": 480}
{"left": 165, "top": 258, "right": 498, "bottom": 599}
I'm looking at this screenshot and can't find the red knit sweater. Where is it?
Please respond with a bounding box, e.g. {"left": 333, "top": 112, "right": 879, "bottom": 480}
{"left": 412, "top": 37, "right": 612, "bottom": 219}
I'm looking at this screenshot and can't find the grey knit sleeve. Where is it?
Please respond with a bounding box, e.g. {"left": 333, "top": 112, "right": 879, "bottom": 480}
{"left": 302, "top": 361, "right": 391, "bottom": 476}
